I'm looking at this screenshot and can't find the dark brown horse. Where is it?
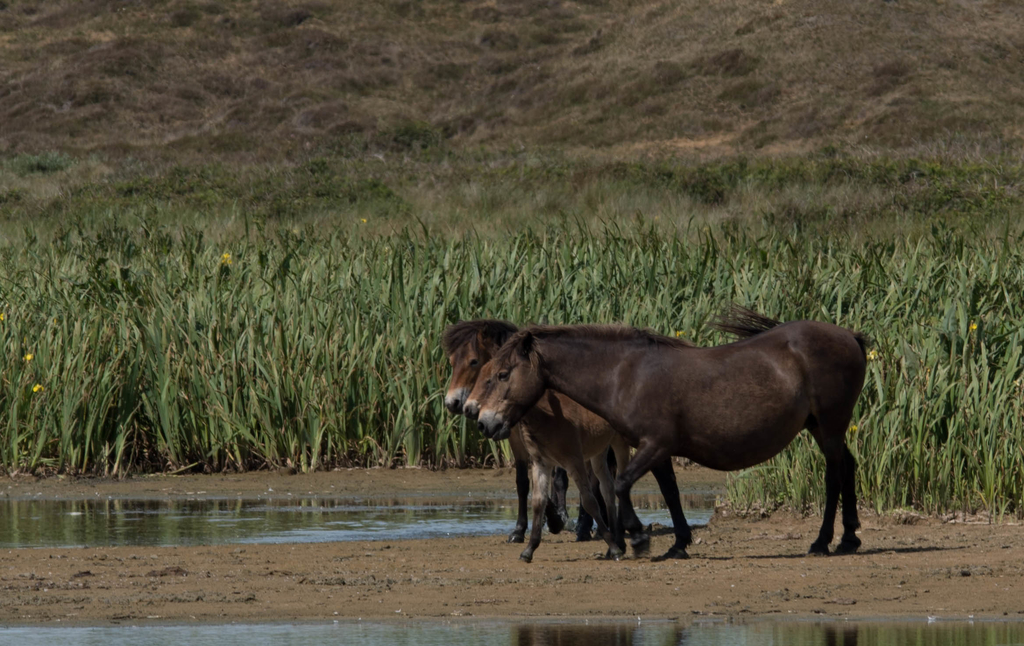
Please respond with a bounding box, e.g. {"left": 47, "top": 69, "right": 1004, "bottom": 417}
{"left": 471, "top": 309, "right": 869, "bottom": 557}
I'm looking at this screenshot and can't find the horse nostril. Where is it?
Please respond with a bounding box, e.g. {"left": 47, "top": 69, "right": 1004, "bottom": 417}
{"left": 464, "top": 402, "right": 479, "bottom": 420}
{"left": 477, "top": 420, "right": 487, "bottom": 434}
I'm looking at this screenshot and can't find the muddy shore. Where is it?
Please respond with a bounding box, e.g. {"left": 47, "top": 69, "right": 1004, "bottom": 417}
{"left": 1, "top": 467, "right": 1022, "bottom": 625}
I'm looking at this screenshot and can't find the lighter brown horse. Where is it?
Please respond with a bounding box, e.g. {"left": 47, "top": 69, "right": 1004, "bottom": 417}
{"left": 444, "top": 320, "right": 640, "bottom": 562}
{"left": 444, "top": 320, "right": 569, "bottom": 542}
{"left": 471, "top": 309, "right": 869, "bottom": 557}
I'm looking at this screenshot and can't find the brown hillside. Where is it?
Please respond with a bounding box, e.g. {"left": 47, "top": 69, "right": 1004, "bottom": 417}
{"left": 1, "top": 0, "right": 1023, "bottom": 160}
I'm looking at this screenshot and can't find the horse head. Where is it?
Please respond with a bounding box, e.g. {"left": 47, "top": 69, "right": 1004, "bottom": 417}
{"left": 468, "top": 330, "right": 546, "bottom": 440}
{"left": 441, "top": 320, "right": 517, "bottom": 415}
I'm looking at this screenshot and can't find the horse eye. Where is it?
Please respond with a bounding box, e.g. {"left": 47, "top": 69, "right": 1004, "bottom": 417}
{"left": 469, "top": 359, "right": 479, "bottom": 367}
{"left": 498, "top": 371, "right": 509, "bottom": 382}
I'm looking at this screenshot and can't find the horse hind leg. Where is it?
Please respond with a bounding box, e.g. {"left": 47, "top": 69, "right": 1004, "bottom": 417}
{"left": 808, "top": 456, "right": 840, "bottom": 556}
{"left": 520, "top": 461, "right": 553, "bottom": 563}
{"left": 590, "top": 450, "right": 634, "bottom": 558}
{"left": 834, "top": 446, "right": 862, "bottom": 554}
{"left": 808, "top": 416, "right": 859, "bottom": 556}
{"left": 567, "top": 457, "right": 622, "bottom": 560}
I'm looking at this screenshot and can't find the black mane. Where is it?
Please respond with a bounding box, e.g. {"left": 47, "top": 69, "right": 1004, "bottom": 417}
{"left": 494, "top": 323, "right": 695, "bottom": 365}
{"left": 442, "top": 319, "right": 519, "bottom": 353}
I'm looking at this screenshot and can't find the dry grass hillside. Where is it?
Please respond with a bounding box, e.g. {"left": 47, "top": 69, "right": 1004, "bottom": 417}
{"left": 2, "top": 0, "right": 1023, "bottom": 162}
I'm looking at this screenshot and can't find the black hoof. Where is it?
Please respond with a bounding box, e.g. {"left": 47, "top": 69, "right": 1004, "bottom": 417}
{"left": 604, "top": 546, "right": 624, "bottom": 561}
{"left": 651, "top": 545, "right": 690, "bottom": 561}
{"left": 808, "top": 543, "right": 830, "bottom": 556}
{"left": 507, "top": 531, "right": 526, "bottom": 544}
{"left": 835, "top": 538, "right": 861, "bottom": 555}
{"left": 630, "top": 534, "right": 651, "bottom": 558}
{"left": 519, "top": 550, "right": 534, "bottom": 563}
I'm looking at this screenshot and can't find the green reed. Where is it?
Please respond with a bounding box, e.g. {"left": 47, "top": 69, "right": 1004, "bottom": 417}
{"left": 1, "top": 217, "right": 1023, "bottom": 516}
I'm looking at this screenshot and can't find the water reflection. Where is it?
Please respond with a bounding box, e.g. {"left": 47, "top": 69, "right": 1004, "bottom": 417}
{"left": 513, "top": 622, "right": 660, "bottom": 646}
{"left": 1, "top": 620, "right": 1022, "bottom": 646}
{"left": 681, "top": 621, "right": 1024, "bottom": 646}
{"left": 512, "top": 621, "right": 1024, "bottom": 646}
{"left": 0, "top": 493, "right": 715, "bottom": 549}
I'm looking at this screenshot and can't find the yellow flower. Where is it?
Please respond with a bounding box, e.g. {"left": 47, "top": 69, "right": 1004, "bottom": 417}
{"left": 849, "top": 424, "right": 858, "bottom": 433}
{"left": 32, "top": 384, "right": 43, "bottom": 393}
{"left": 674, "top": 331, "right": 683, "bottom": 337}
{"left": 361, "top": 218, "right": 368, "bottom": 223}
{"left": 969, "top": 322, "right": 978, "bottom": 332}
{"left": 23, "top": 353, "right": 33, "bottom": 362}
{"left": 866, "top": 349, "right": 878, "bottom": 361}
{"left": 221, "top": 252, "right": 232, "bottom": 266}
{"left": 0, "top": 312, "right": 5, "bottom": 322}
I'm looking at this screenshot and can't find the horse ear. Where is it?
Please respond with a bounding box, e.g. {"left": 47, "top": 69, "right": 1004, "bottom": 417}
{"left": 517, "top": 332, "right": 534, "bottom": 358}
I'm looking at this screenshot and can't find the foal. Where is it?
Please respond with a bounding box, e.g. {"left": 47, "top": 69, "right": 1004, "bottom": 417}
{"left": 473, "top": 310, "right": 869, "bottom": 558}
{"left": 443, "top": 320, "right": 569, "bottom": 542}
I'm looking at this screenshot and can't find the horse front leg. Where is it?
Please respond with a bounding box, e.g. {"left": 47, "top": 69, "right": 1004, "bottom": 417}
{"left": 649, "top": 458, "right": 691, "bottom": 560}
{"left": 509, "top": 459, "right": 529, "bottom": 544}
{"left": 574, "top": 464, "right": 598, "bottom": 542}
{"left": 520, "top": 462, "right": 552, "bottom": 563}
{"left": 544, "top": 467, "right": 569, "bottom": 534}
{"left": 613, "top": 442, "right": 669, "bottom": 558}
{"left": 589, "top": 450, "right": 629, "bottom": 558}
{"left": 611, "top": 439, "right": 648, "bottom": 550}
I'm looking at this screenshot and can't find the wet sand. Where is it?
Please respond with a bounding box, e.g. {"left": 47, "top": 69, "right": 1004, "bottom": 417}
{"left": 1, "top": 467, "right": 1022, "bottom": 625}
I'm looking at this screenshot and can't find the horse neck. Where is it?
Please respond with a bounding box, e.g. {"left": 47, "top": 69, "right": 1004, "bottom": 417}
{"left": 536, "top": 336, "right": 637, "bottom": 426}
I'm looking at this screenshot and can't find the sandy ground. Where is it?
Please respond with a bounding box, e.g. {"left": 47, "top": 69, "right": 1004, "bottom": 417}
{"left": 1, "top": 466, "right": 1023, "bottom": 625}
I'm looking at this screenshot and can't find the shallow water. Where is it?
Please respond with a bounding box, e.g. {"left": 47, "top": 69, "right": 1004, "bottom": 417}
{"left": 1, "top": 619, "right": 1022, "bottom": 646}
{"left": 0, "top": 492, "right": 714, "bottom": 549}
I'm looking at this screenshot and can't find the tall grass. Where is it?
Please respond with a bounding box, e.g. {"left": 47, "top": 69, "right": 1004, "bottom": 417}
{"left": 1, "top": 213, "right": 1023, "bottom": 515}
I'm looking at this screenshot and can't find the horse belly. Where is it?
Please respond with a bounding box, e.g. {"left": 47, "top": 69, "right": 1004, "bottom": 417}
{"left": 678, "top": 391, "right": 809, "bottom": 472}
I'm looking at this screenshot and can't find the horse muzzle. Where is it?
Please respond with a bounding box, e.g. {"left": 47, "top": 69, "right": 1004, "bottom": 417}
{"left": 490, "top": 423, "right": 511, "bottom": 441}
{"left": 444, "top": 388, "right": 469, "bottom": 415}
{"left": 477, "top": 411, "right": 508, "bottom": 439}
{"left": 462, "top": 399, "right": 480, "bottom": 421}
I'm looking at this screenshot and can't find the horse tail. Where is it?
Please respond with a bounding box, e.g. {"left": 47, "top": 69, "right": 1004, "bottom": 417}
{"left": 852, "top": 331, "right": 873, "bottom": 359}
{"left": 711, "top": 305, "right": 781, "bottom": 339}
{"left": 714, "top": 306, "right": 874, "bottom": 357}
